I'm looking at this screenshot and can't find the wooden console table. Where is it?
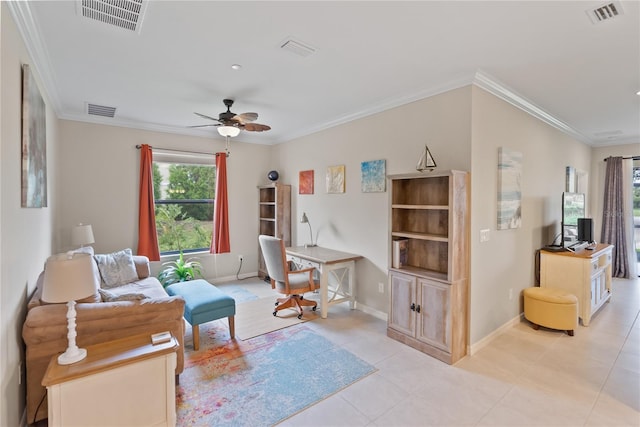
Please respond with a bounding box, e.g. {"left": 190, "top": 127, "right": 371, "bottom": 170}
{"left": 540, "top": 243, "right": 613, "bottom": 326}
{"left": 286, "top": 246, "right": 363, "bottom": 318}
{"left": 42, "top": 333, "right": 179, "bottom": 426}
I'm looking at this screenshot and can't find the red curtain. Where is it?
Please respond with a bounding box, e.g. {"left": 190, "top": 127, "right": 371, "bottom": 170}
{"left": 211, "top": 152, "right": 230, "bottom": 253}
{"left": 137, "top": 144, "right": 160, "bottom": 260}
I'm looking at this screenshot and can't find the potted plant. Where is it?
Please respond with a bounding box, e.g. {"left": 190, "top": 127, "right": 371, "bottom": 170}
{"left": 156, "top": 205, "right": 204, "bottom": 287}
{"left": 158, "top": 251, "right": 203, "bottom": 287}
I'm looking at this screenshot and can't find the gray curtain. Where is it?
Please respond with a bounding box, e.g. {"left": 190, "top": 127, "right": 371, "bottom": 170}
{"left": 601, "top": 156, "right": 629, "bottom": 277}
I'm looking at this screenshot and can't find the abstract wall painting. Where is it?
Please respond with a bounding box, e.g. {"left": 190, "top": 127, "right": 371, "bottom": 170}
{"left": 299, "top": 170, "right": 314, "bottom": 195}
{"left": 21, "top": 64, "right": 47, "bottom": 208}
{"left": 326, "top": 165, "right": 345, "bottom": 194}
{"left": 497, "top": 147, "right": 522, "bottom": 230}
{"left": 361, "top": 159, "right": 386, "bottom": 193}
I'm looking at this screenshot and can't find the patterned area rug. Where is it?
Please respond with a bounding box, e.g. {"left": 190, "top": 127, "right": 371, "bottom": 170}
{"left": 177, "top": 322, "right": 376, "bottom": 426}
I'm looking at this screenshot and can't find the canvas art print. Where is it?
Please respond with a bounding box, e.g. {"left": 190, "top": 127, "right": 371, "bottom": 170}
{"left": 326, "top": 165, "right": 345, "bottom": 194}
{"left": 21, "top": 64, "right": 47, "bottom": 208}
{"left": 497, "top": 147, "right": 522, "bottom": 229}
{"left": 299, "top": 170, "right": 314, "bottom": 194}
{"left": 361, "top": 159, "right": 386, "bottom": 192}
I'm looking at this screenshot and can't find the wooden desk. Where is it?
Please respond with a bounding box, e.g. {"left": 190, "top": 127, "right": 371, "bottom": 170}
{"left": 540, "top": 243, "right": 613, "bottom": 326}
{"left": 42, "top": 333, "right": 179, "bottom": 426}
{"left": 286, "top": 246, "right": 363, "bottom": 318}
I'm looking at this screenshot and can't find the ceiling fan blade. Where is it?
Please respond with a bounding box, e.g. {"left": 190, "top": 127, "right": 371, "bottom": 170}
{"left": 244, "top": 123, "right": 271, "bottom": 132}
{"left": 233, "top": 112, "right": 258, "bottom": 123}
{"left": 188, "top": 124, "right": 220, "bottom": 128}
{"left": 194, "top": 112, "right": 221, "bottom": 122}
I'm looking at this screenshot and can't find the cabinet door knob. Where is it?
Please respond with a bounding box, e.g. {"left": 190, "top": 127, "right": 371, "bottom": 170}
{"left": 410, "top": 303, "right": 416, "bottom": 311}
{"left": 415, "top": 305, "right": 421, "bottom": 313}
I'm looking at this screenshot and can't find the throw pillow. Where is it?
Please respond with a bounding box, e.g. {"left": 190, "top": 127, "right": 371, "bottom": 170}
{"left": 99, "top": 288, "right": 148, "bottom": 302}
{"left": 94, "top": 248, "right": 139, "bottom": 289}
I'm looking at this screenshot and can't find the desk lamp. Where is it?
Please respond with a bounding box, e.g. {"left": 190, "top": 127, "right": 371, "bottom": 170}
{"left": 42, "top": 252, "right": 99, "bottom": 364}
{"left": 71, "top": 223, "right": 95, "bottom": 248}
{"left": 300, "top": 212, "right": 316, "bottom": 247}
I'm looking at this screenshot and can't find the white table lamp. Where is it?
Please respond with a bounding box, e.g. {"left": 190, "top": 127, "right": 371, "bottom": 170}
{"left": 300, "top": 212, "right": 316, "bottom": 248}
{"left": 72, "top": 223, "right": 95, "bottom": 248}
{"left": 42, "top": 252, "right": 99, "bottom": 365}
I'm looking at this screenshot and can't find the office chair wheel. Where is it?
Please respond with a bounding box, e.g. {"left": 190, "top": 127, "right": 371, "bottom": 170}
{"left": 273, "top": 311, "right": 277, "bottom": 316}
{"left": 312, "top": 306, "right": 317, "bottom": 311}
{"left": 275, "top": 301, "right": 279, "bottom": 306}
{"left": 297, "top": 314, "right": 303, "bottom": 319}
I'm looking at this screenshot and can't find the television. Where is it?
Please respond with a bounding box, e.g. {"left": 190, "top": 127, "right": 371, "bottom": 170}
{"left": 562, "top": 192, "right": 585, "bottom": 246}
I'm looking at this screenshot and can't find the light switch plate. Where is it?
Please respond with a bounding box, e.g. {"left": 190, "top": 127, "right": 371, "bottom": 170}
{"left": 480, "top": 229, "right": 490, "bottom": 242}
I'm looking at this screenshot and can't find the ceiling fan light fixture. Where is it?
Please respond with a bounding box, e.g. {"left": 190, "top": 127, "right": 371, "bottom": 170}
{"left": 218, "top": 126, "right": 240, "bottom": 137}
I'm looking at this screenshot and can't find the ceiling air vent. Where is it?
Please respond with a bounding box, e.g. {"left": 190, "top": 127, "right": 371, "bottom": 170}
{"left": 86, "top": 103, "right": 116, "bottom": 118}
{"left": 77, "top": 0, "right": 148, "bottom": 33}
{"left": 280, "top": 38, "right": 316, "bottom": 57}
{"left": 586, "top": 1, "right": 624, "bottom": 24}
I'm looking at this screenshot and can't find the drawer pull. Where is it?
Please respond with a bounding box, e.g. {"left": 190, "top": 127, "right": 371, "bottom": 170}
{"left": 410, "top": 303, "right": 416, "bottom": 311}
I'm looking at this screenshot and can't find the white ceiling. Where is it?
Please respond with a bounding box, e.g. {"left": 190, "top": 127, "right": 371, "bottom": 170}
{"left": 9, "top": 1, "right": 640, "bottom": 147}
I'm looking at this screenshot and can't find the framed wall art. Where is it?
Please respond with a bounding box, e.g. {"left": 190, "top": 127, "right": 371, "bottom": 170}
{"left": 497, "top": 147, "right": 522, "bottom": 229}
{"left": 21, "top": 64, "right": 47, "bottom": 208}
{"left": 299, "top": 170, "right": 314, "bottom": 194}
{"left": 326, "top": 165, "right": 345, "bottom": 194}
{"left": 361, "top": 159, "right": 386, "bottom": 193}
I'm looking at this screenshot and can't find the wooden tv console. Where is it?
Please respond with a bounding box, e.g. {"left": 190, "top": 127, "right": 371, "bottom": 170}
{"left": 539, "top": 243, "right": 613, "bottom": 326}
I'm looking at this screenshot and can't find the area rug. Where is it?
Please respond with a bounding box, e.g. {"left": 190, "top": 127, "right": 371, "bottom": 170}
{"left": 177, "top": 323, "right": 376, "bottom": 426}
{"left": 235, "top": 297, "right": 319, "bottom": 340}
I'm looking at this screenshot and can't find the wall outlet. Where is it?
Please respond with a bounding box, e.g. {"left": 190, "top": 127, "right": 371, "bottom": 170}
{"left": 378, "top": 282, "right": 384, "bottom": 293}
{"left": 238, "top": 255, "right": 244, "bottom": 262}
{"left": 480, "top": 229, "right": 490, "bottom": 242}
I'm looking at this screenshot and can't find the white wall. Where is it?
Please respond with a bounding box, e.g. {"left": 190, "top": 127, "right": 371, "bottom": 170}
{"left": 56, "top": 120, "right": 273, "bottom": 281}
{"left": 1, "top": 4, "right": 59, "bottom": 426}
{"left": 469, "top": 86, "right": 592, "bottom": 345}
{"left": 271, "top": 86, "right": 473, "bottom": 315}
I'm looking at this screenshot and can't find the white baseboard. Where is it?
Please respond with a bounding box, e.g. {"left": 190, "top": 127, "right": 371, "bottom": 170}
{"left": 354, "top": 302, "right": 388, "bottom": 322}
{"left": 207, "top": 272, "right": 259, "bottom": 284}
{"left": 469, "top": 312, "right": 524, "bottom": 355}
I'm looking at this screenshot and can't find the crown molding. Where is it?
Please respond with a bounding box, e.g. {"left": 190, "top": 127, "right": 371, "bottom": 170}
{"left": 472, "top": 70, "right": 592, "bottom": 145}
{"left": 278, "top": 74, "right": 476, "bottom": 143}
{"left": 7, "top": 1, "right": 62, "bottom": 114}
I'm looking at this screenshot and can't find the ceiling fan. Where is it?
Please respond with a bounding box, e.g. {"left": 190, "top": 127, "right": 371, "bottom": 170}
{"left": 191, "top": 99, "right": 271, "bottom": 137}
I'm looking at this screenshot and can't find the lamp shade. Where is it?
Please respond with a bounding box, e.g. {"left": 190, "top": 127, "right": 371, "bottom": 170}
{"left": 217, "top": 125, "right": 240, "bottom": 137}
{"left": 71, "top": 224, "right": 95, "bottom": 247}
{"left": 301, "top": 212, "right": 309, "bottom": 224}
{"left": 42, "top": 252, "right": 99, "bottom": 303}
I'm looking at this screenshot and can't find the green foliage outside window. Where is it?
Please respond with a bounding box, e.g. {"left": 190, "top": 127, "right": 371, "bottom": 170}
{"left": 154, "top": 162, "right": 215, "bottom": 254}
{"left": 166, "top": 164, "right": 215, "bottom": 221}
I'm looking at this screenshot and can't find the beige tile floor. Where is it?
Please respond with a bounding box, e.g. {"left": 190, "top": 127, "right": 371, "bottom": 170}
{"left": 225, "top": 277, "right": 639, "bottom": 427}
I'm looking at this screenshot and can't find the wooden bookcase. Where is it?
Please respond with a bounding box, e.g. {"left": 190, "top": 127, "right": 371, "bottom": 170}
{"left": 258, "top": 183, "right": 291, "bottom": 279}
{"left": 387, "top": 170, "right": 469, "bottom": 364}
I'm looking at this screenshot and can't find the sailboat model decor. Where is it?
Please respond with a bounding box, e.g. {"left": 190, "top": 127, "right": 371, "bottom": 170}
{"left": 416, "top": 145, "right": 437, "bottom": 172}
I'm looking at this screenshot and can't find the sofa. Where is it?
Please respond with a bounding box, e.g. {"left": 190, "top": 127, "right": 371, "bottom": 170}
{"left": 22, "top": 251, "right": 185, "bottom": 424}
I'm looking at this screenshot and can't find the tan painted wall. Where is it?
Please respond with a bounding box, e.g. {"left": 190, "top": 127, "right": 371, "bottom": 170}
{"left": 271, "top": 86, "right": 473, "bottom": 314}
{"left": 470, "top": 86, "right": 592, "bottom": 344}
{"left": 1, "top": 3, "right": 59, "bottom": 425}
{"left": 56, "top": 120, "right": 273, "bottom": 280}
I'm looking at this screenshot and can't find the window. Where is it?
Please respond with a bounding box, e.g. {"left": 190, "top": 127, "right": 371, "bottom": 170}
{"left": 153, "top": 151, "right": 215, "bottom": 255}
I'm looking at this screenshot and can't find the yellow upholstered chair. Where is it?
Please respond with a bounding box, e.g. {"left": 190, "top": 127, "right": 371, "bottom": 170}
{"left": 524, "top": 287, "right": 578, "bottom": 336}
{"left": 258, "top": 235, "right": 319, "bottom": 319}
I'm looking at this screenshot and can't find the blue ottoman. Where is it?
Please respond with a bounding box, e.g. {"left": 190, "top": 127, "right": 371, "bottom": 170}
{"left": 165, "top": 279, "right": 236, "bottom": 350}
